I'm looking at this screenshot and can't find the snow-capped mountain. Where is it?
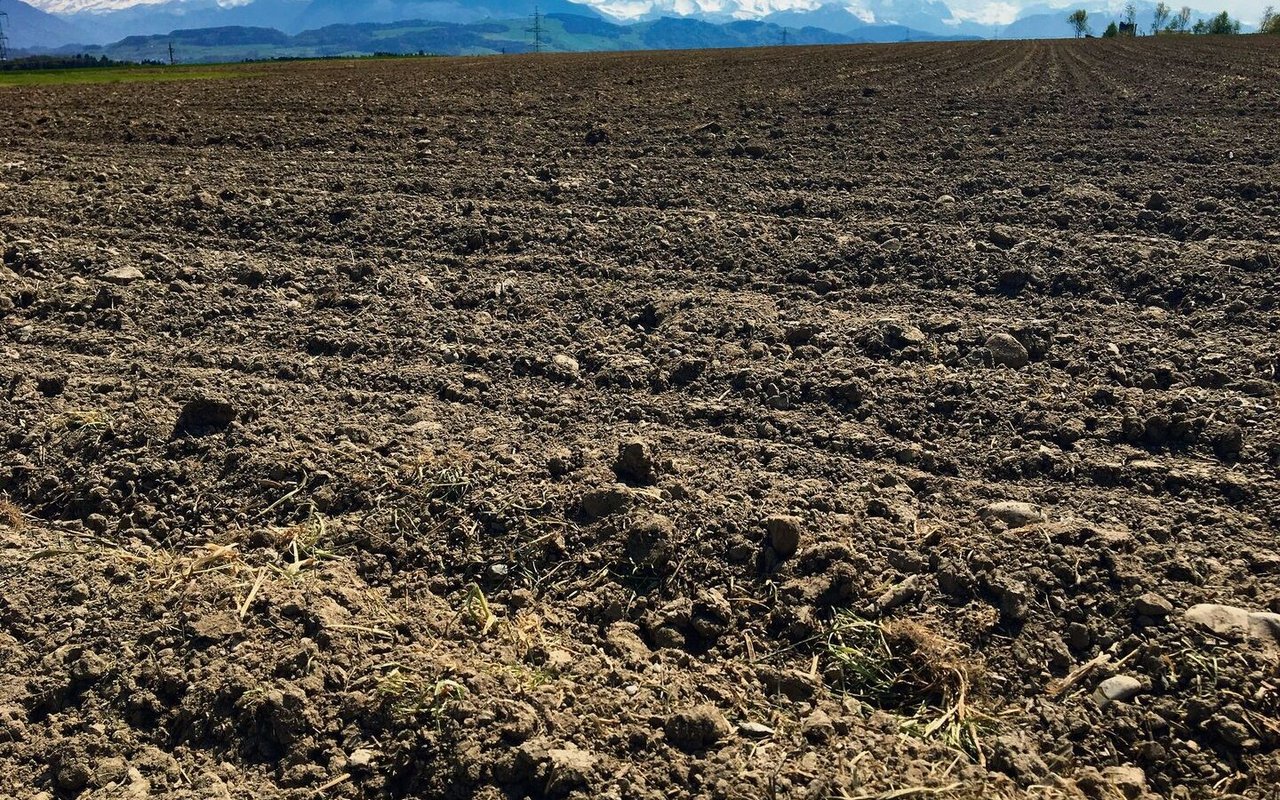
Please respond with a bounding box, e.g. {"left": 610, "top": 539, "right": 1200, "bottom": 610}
{"left": 8, "top": 0, "right": 1267, "bottom": 50}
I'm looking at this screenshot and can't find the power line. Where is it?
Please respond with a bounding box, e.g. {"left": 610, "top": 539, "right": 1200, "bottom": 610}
{"left": 527, "top": 6, "right": 544, "bottom": 53}
{"left": 0, "top": 1, "right": 11, "bottom": 62}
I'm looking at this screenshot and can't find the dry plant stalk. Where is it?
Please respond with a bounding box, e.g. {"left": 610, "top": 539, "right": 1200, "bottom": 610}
{"left": 0, "top": 499, "right": 24, "bottom": 530}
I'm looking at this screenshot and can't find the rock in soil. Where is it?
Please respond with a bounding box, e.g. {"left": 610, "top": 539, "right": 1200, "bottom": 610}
{"left": 986, "top": 332, "right": 1030, "bottom": 368}
{"left": 980, "top": 501, "right": 1046, "bottom": 530}
{"left": 1134, "top": 592, "right": 1173, "bottom": 618}
{"left": 1184, "top": 603, "right": 1280, "bottom": 653}
{"left": 547, "top": 354, "right": 581, "bottom": 383}
{"left": 737, "top": 721, "right": 775, "bottom": 738}
{"left": 101, "top": 266, "right": 145, "bottom": 284}
{"left": 1092, "top": 675, "right": 1144, "bottom": 707}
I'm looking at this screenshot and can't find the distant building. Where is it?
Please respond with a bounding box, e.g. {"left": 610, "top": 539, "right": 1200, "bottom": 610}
{"left": 1119, "top": 21, "right": 1138, "bottom": 36}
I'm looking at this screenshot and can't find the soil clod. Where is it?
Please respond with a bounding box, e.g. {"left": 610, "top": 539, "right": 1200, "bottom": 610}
{"left": 173, "top": 396, "right": 237, "bottom": 437}
{"left": 764, "top": 514, "right": 803, "bottom": 558}
{"left": 664, "top": 705, "right": 731, "bottom": 753}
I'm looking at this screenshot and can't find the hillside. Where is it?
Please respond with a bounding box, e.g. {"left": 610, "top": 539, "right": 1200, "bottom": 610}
{"left": 1, "top": 0, "right": 89, "bottom": 49}
{"left": 38, "top": 13, "right": 964, "bottom": 60}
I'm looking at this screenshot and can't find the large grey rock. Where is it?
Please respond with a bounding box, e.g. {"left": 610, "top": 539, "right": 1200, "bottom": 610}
{"left": 1184, "top": 603, "right": 1280, "bottom": 654}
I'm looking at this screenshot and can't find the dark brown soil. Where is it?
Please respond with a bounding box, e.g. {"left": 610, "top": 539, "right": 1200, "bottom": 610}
{"left": 2, "top": 36, "right": 1279, "bottom": 800}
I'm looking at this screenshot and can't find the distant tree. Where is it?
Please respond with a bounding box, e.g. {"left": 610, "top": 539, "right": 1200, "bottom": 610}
{"left": 1123, "top": 2, "right": 1139, "bottom": 32}
{"left": 1259, "top": 6, "right": 1279, "bottom": 32}
{"left": 1152, "top": 2, "right": 1172, "bottom": 32}
{"left": 1103, "top": 21, "right": 1120, "bottom": 36}
{"left": 1191, "top": 10, "right": 1241, "bottom": 33}
{"left": 1069, "top": 9, "right": 1091, "bottom": 37}
{"left": 1168, "top": 6, "right": 1193, "bottom": 31}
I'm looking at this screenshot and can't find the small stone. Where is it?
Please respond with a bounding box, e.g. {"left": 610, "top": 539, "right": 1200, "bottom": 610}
{"left": 1145, "top": 192, "right": 1170, "bottom": 212}
{"left": 1067, "top": 623, "right": 1091, "bottom": 651}
{"left": 985, "top": 332, "right": 1029, "bottom": 368}
{"left": 989, "top": 225, "right": 1020, "bottom": 249}
{"left": 936, "top": 194, "right": 956, "bottom": 204}
{"left": 876, "top": 319, "right": 927, "bottom": 349}
{"left": 1134, "top": 592, "right": 1173, "bottom": 617}
{"left": 980, "top": 501, "right": 1046, "bottom": 530}
{"left": 614, "top": 439, "right": 659, "bottom": 485}
{"left": 1093, "top": 675, "right": 1144, "bottom": 707}
{"left": 737, "top": 721, "right": 774, "bottom": 738}
{"left": 874, "top": 575, "right": 923, "bottom": 613}
{"left": 547, "top": 354, "right": 580, "bottom": 383}
{"left": 664, "top": 705, "right": 731, "bottom": 753}
{"left": 102, "top": 266, "right": 145, "bottom": 284}
{"left": 348, "top": 749, "right": 376, "bottom": 768}
{"left": 764, "top": 514, "right": 803, "bottom": 558}
{"left": 1184, "top": 603, "right": 1252, "bottom": 637}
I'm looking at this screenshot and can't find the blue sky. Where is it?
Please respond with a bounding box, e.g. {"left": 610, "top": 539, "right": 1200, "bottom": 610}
{"left": 24, "top": 0, "right": 1279, "bottom": 27}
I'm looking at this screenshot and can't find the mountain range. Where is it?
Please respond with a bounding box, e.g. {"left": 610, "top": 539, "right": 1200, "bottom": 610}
{"left": 0, "top": 0, "right": 1256, "bottom": 54}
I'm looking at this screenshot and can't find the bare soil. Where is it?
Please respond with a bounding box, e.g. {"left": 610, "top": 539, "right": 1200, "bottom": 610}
{"left": 2, "top": 37, "right": 1279, "bottom": 800}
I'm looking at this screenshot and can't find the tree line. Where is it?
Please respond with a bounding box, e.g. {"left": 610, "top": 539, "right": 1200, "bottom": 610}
{"left": 0, "top": 54, "right": 154, "bottom": 72}
{"left": 1068, "top": 3, "right": 1280, "bottom": 37}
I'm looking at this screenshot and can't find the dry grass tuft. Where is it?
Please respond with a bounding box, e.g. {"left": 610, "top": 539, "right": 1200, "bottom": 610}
{"left": 0, "top": 499, "right": 24, "bottom": 530}
{"left": 827, "top": 613, "right": 991, "bottom": 761}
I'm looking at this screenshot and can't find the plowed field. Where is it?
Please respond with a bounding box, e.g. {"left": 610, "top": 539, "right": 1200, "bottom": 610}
{"left": 2, "top": 37, "right": 1279, "bottom": 800}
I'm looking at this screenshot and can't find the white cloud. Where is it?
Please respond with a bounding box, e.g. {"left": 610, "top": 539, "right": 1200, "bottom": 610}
{"left": 30, "top": 0, "right": 179, "bottom": 12}
{"left": 943, "top": 1, "right": 1022, "bottom": 24}
{"left": 23, "top": 0, "right": 1279, "bottom": 27}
